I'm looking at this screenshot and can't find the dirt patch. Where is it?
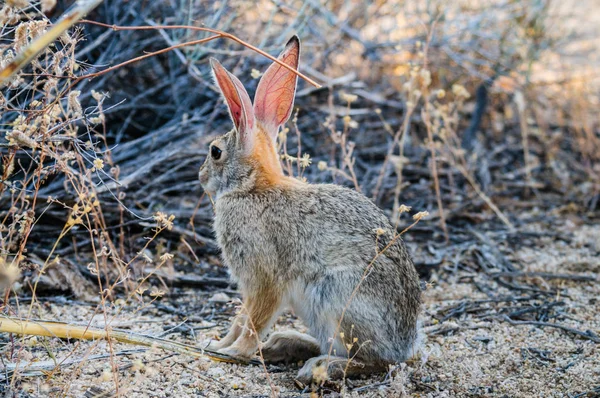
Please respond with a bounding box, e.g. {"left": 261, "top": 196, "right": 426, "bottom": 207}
{"left": 3, "top": 220, "right": 598, "bottom": 397}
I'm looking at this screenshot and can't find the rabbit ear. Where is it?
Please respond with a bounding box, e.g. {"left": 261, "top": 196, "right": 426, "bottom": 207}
{"left": 253, "top": 36, "right": 300, "bottom": 141}
{"left": 210, "top": 58, "right": 255, "bottom": 150}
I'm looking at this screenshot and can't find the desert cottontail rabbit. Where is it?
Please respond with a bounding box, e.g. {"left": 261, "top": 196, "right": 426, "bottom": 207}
{"left": 199, "top": 36, "right": 421, "bottom": 383}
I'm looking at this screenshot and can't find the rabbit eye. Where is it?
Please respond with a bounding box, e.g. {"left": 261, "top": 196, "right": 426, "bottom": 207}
{"left": 210, "top": 145, "right": 222, "bottom": 160}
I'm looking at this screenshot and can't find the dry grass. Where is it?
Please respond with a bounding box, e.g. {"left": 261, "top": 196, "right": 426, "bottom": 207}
{"left": 0, "top": 0, "right": 599, "bottom": 396}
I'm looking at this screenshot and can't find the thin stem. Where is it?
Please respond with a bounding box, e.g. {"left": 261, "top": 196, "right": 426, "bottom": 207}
{"left": 77, "top": 35, "right": 221, "bottom": 81}
{"left": 79, "top": 20, "right": 321, "bottom": 88}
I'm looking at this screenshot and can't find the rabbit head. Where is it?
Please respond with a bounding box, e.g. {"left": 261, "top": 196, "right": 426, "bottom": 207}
{"left": 199, "top": 36, "right": 300, "bottom": 197}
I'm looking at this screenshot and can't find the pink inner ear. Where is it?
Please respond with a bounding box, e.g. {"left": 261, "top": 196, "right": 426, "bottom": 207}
{"left": 254, "top": 36, "right": 300, "bottom": 137}
{"left": 210, "top": 58, "right": 254, "bottom": 133}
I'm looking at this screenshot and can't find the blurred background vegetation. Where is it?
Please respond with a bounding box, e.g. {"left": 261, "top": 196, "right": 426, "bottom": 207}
{"left": 2, "top": 0, "right": 598, "bottom": 281}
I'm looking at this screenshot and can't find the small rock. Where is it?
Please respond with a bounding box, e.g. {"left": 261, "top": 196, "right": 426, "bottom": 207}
{"left": 209, "top": 292, "right": 231, "bottom": 303}
{"left": 207, "top": 366, "right": 226, "bottom": 378}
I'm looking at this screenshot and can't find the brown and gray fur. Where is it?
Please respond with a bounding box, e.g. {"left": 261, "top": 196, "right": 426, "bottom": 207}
{"left": 199, "top": 36, "right": 421, "bottom": 383}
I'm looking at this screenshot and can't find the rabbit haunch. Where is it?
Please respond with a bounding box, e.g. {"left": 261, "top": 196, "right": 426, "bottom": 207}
{"left": 198, "top": 36, "right": 422, "bottom": 382}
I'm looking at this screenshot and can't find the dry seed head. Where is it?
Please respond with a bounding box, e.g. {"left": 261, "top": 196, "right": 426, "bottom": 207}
{"left": 154, "top": 211, "right": 175, "bottom": 230}
{"left": 311, "top": 363, "right": 328, "bottom": 385}
{"left": 14, "top": 23, "right": 27, "bottom": 51}
{"left": 149, "top": 287, "right": 165, "bottom": 297}
{"left": 132, "top": 359, "right": 145, "bottom": 372}
{"left": 452, "top": 84, "right": 470, "bottom": 99}
{"left": 277, "top": 130, "right": 287, "bottom": 142}
{"left": 89, "top": 116, "right": 104, "bottom": 124}
{"left": 0, "top": 6, "right": 18, "bottom": 25}
{"left": 251, "top": 69, "right": 262, "bottom": 79}
{"left": 0, "top": 261, "right": 20, "bottom": 289}
{"left": 11, "top": 115, "right": 26, "bottom": 126}
{"left": 299, "top": 153, "right": 311, "bottom": 168}
{"left": 66, "top": 216, "right": 83, "bottom": 227}
{"left": 436, "top": 89, "right": 446, "bottom": 99}
{"left": 317, "top": 161, "right": 327, "bottom": 171}
{"left": 136, "top": 286, "right": 147, "bottom": 296}
{"left": 142, "top": 251, "right": 153, "bottom": 264}
{"left": 160, "top": 252, "right": 174, "bottom": 262}
{"left": 28, "top": 20, "right": 48, "bottom": 41}
{"left": 340, "top": 91, "right": 358, "bottom": 103}
{"left": 389, "top": 155, "right": 409, "bottom": 172}
{"left": 374, "top": 228, "right": 386, "bottom": 236}
{"left": 50, "top": 104, "right": 62, "bottom": 118}
{"left": 343, "top": 115, "right": 358, "bottom": 129}
{"left": 91, "top": 90, "right": 104, "bottom": 102}
{"left": 413, "top": 211, "right": 429, "bottom": 221}
{"left": 100, "top": 368, "right": 112, "bottom": 382}
{"left": 43, "top": 78, "right": 58, "bottom": 98}
{"left": 67, "top": 90, "right": 83, "bottom": 117}
{"left": 93, "top": 158, "right": 104, "bottom": 170}
{"left": 17, "top": 211, "right": 33, "bottom": 234}
{"left": 60, "top": 151, "right": 76, "bottom": 162}
{"left": 6, "top": 131, "right": 37, "bottom": 149}
{"left": 398, "top": 204, "right": 411, "bottom": 214}
{"left": 4, "top": 157, "right": 15, "bottom": 178}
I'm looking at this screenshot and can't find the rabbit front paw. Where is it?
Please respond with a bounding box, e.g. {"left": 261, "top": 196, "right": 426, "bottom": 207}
{"left": 203, "top": 338, "right": 229, "bottom": 352}
{"left": 217, "top": 338, "right": 259, "bottom": 360}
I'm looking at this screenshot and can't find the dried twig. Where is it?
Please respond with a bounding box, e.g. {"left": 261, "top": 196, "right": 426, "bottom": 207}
{"left": 78, "top": 20, "right": 321, "bottom": 88}
{"left": 490, "top": 271, "right": 597, "bottom": 282}
{"left": 0, "top": 317, "right": 260, "bottom": 364}
{"left": 501, "top": 315, "right": 600, "bottom": 343}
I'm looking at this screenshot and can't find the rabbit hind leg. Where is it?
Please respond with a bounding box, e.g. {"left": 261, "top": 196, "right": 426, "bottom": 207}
{"left": 296, "top": 354, "right": 387, "bottom": 385}
{"left": 261, "top": 330, "right": 322, "bottom": 364}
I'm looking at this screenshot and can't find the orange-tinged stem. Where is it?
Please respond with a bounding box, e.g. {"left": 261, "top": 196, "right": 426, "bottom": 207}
{"left": 0, "top": 317, "right": 257, "bottom": 364}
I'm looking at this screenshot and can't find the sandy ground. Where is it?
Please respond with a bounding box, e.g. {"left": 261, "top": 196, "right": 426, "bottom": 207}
{"left": 4, "top": 220, "right": 598, "bottom": 398}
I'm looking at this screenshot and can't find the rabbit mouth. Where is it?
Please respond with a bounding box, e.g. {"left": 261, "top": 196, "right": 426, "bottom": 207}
{"left": 199, "top": 170, "right": 219, "bottom": 197}
{"left": 198, "top": 167, "right": 213, "bottom": 191}
{"left": 198, "top": 168, "right": 208, "bottom": 185}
